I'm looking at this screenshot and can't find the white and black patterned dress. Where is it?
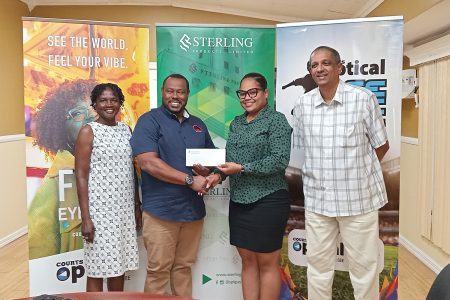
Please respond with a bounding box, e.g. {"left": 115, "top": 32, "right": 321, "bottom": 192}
{"left": 85, "top": 121, "right": 139, "bottom": 278}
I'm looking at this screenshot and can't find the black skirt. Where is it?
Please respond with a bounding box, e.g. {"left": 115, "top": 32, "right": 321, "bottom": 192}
{"left": 229, "top": 189, "right": 290, "bottom": 253}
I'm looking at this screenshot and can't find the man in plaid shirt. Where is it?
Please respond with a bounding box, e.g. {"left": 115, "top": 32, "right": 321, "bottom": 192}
{"left": 293, "top": 46, "right": 390, "bottom": 300}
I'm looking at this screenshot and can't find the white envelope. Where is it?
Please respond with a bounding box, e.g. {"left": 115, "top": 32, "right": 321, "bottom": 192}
{"left": 186, "top": 148, "right": 226, "bottom": 166}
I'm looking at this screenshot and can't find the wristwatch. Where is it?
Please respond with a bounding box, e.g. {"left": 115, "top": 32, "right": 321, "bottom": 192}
{"left": 241, "top": 164, "right": 245, "bottom": 173}
{"left": 185, "top": 174, "right": 194, "bottom": 186}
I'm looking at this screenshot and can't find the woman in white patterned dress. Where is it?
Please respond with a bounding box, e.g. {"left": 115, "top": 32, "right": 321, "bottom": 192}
{"left": 75, "top": 83, "right": 141, "bottom": 291}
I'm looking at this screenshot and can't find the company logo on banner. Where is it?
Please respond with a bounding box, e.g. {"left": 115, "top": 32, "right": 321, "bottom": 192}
{"left": 179, "top": 34, "right": 191, "bottom": 51}
{"left": 179, "top": 33, "right": 253, "bottom": 53}
{"left": 56, "top": 259, "right": 85, "bottom": 283}
{"left": 340, "top": 58, "right": 388, "bottom": 119}
{"left": 287, "top": 229, "right": 384, "bottom": 273}
{"left": 157, "top": 25, "right": 275, "bottom": 141}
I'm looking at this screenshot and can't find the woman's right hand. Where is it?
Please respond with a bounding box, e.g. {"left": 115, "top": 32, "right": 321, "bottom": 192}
{"left": 217, "top": 162, "right": 242, "bottom": 175}
{"left": 81, "top": 218, "right": 95, "bottom": 243}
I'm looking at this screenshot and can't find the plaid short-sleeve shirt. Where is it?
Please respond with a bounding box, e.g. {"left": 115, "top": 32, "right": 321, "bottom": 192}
{"left": 293, "top": 80, "right": 388, "bottom": 217}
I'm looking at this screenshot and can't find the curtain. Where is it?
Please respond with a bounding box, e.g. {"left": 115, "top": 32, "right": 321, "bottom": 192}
{"left": 418, "top": 57, "right": 450, "bottom": 254}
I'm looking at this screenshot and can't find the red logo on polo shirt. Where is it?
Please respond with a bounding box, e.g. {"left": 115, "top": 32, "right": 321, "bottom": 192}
{"left": 193, "top": 125, "right": 203, "bottom": 133}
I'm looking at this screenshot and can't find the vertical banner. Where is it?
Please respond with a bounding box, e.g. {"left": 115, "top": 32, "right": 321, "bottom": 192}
{"left": 23, "top": 17, "right": 149, "bottom": 296}
{"left": 275, "top": 17, "right": 402, "bottom": 299}
{"left": 156, "top": 24, "right": 275, "bottom": 300}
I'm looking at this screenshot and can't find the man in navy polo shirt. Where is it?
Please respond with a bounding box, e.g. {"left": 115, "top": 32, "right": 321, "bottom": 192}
{"left": 130, "top": 74, "right": 215, "bottom": 297}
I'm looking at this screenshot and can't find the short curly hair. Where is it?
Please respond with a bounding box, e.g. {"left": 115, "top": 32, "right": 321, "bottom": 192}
{"left": 33, "top": 79, "right": 97, "bottom": 156}
{"left": 90, "top": 83, "right": 125, "bottom": 107}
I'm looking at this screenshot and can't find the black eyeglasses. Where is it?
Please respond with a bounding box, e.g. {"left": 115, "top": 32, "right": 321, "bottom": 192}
{"left": 235, "top": 88, "right": 263, "bottom": 99}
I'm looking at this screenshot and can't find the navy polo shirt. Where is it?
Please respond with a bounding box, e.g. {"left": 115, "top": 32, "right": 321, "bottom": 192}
{"left": 130, "top": 106, "right": 215, "bottom": 222}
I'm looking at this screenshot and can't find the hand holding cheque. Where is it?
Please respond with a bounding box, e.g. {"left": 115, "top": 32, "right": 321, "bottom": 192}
{"left": 186, "top": 148, "right": 226, "bottom": 195}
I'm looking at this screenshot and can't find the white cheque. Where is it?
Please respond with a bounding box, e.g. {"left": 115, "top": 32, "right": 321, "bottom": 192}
{"left": 186, "top": 148, "right": 226, "bottom": 167}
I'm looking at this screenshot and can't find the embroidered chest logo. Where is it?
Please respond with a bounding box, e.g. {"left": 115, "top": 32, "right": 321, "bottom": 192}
{"left": 193, "top": 125, "right": 203, "bottom": 133}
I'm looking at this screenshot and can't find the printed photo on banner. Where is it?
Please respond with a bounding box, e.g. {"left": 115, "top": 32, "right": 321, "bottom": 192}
{"left": 23, "top": 18, "right": 149, "bottom": 296}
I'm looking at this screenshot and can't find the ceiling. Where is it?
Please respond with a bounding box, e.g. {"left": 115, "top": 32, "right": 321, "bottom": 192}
{"left": 403, "top": 0, "right": 450, "bottom": 48}
{"left": 20, "top": 0, "right": 383, "bottom": 22}
{"left": 20, "top": 0, "right": 450, "bottom": 49}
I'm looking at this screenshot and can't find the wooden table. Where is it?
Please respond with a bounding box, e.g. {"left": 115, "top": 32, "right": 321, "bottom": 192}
{"left": 16, "top": 292, "right": 193, "bottom": 300}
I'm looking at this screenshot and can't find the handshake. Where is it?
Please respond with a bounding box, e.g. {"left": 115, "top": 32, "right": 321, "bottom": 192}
{"left": 190, "top": 162, "right": 243, "bottom": 196}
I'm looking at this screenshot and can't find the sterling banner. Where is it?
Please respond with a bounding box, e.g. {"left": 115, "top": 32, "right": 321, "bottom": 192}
{"left": 23, "top": 17, "right": 149, "bottom": 296}
{"left": 156, "top": 24, "right": 275, "bottom": 300}
{"left": 276, "top": 17, "right": 403, "bottom": 300}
